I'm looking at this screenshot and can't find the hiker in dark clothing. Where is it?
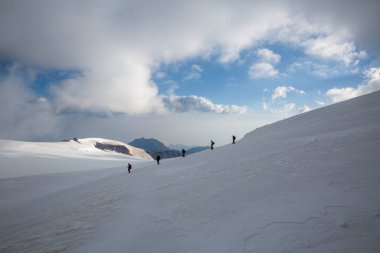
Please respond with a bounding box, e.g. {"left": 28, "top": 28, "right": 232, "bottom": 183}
{"left": 156, "top": 155, "right": 161, "bottom": 164}
{"left": 210, "top": 140, "right": 215, "bottom": 150}
{"left": 128, "top": 163, "right": 132, "bottom": 173}
{"left": 232, "top": 135, "right": 236, "bottom": 144}
{"left": 182, "top": 149, "right": 186, "bottom": 157}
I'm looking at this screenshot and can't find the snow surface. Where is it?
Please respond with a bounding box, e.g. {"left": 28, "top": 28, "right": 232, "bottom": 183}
{"left": 1, "top": 91, "right": 380, "bottom": 252}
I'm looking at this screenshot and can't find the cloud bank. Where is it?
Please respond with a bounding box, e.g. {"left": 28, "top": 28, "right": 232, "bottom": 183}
{"left": 0, "top": 0, "right": 376, "bottom": 115}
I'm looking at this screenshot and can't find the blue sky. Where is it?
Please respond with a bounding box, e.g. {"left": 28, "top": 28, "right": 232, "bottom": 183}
{"left": 0, "top": 0, "right": 379, "bottom": 145}
{"left": 154, "top": 41, "right": 370, "bottom": 113}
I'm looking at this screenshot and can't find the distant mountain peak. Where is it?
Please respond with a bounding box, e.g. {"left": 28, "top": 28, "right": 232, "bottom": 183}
{"left": 129, "top": 137, "right": 170, "bottom": 152}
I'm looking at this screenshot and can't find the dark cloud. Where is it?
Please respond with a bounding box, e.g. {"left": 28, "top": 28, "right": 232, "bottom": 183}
{"left": 293, "top": 0, "right": 380, "bottom": 53}
{"left": 0, "top": 70, "right": 62, "bottom": 140}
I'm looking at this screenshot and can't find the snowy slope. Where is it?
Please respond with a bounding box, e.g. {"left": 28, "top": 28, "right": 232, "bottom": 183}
{"left": 1, "top": 91, "right": 380, "bottom": 252}
{"left": 0, "top": 138, "right": 152, "bottom": 178}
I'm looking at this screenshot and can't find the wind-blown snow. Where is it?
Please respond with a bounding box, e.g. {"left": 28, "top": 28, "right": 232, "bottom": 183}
{"left": 1, "top": 91, "right": 380, "bottom": 252}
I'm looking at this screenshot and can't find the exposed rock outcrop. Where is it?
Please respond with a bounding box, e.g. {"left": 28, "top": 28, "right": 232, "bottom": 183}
{"left": 94, "top": 142, "right": 130, "bottom": 155}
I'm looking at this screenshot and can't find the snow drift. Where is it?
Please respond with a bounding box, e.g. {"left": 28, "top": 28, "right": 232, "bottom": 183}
{"left": 0, "top": 91, "right": 380, "bottom": 252}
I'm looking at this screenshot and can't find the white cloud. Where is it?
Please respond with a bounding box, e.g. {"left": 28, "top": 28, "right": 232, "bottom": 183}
{"left": 299, "top": 105, "right": 312, "bottom": 113}
{"left": 155, "top": 71, "right": 167, "bottom": 79}
{"left": 191, "top": 64, "right": 203, "bottom": 73}
{"left": 282, "top": 103, "right": 296, "bottom": 115}
{"left": 268, "top": 20, "right": 367, "bottom": 69}
{"left": 288, "top": 61, "right": 347, "bottom": 78}
{"left": 311, "top": 64, "right": 339, "bottom": 78}
{"left": 262, "top": 100, "right": 269, "bottom": 110}
{"left": 316, "top": 100, "right": 326, "bottom": 106}
{"left": 248, "top": 48, "right": 281, "bottom": 79}
{"left": 304, "top": 35, "right": 366, "bottom": 66}
{"left": 162, "top": 95, "right": 247, "bottom": 114}
{"left": 184, "top": 64, "right": 203, "bottom": 81}
{"left": 272, "top": 86, "right": 305, "bottom": 100}
{"left": 271, "top": 102, "right": 296, "bottom": 115}
{"left": 257, "top": 48, "right": 281, "bottom": 64}
{"left": 326, "top": 67, "right": 380, "bottom": 102}
{"left": 248, "top": 62, "right": 279, "bottom": 79}
{"left": 326, "top": 87, "right": 356, "bottom": 103}
{"left": 51, "top": 64, "right": 164, "bottom": 114}
{"left": 164, "top": 80, "right": 178, "bottom": 95}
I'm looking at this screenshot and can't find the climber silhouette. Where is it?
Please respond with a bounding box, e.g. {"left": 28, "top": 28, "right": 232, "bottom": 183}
{"left": 210, "top": 140, "right": 215, "bottom": 150}
{"left": 232, "top": 135, "right": 236, "bottom": 144}
{"left": 182, "top": 149, "right": 186, "bottom": 157}
{"left": 156, "top": 155, "right": 161, "bottom": 164}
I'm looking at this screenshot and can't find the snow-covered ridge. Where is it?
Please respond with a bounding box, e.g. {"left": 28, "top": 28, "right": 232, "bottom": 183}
{"left": 0, "top": 137, "right": 152, "bottom": 160}
{"left": 0, "top": 137, "right": 152, "bottom": 178}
